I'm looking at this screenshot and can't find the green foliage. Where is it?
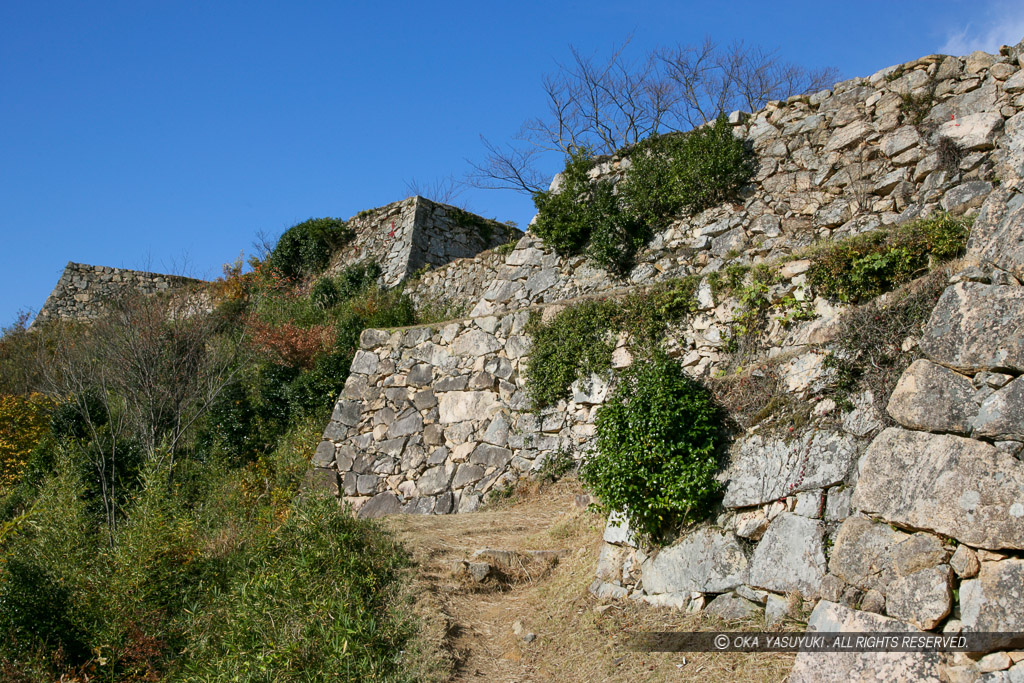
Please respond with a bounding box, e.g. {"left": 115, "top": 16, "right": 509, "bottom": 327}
{"left": 580, "top": 354, "right": 722, "bottom": 541}
{"left": 310, "top": 276, "right": 341, "bottom": 310}
{"left": 525, "top": 300, "right": 619, "bottom": 409}
{"left": 806, "top": 213, "right": 971, "bottom": 303}
{"left": 524, "top": 277, "right": 700, "bottom": 409}
{"left": 536, "top": 449, "right": 576, "bottom": 484}
{"left": 268, "top": 217, "right": 354, "bottom": 280}
{"left": 177, "top": 495, "right": 415, "bottom": 682}
{"left": 618, "top": 114, "right": 756, "bottom": 226}
{"left": 532, "top": 147, "right": 646, "bottom": 275}
{"left": 532, "top": 117, "right": 754, "bottom": 276}
{"left": 824, "top": 268, "right": 948, "bottom": 412}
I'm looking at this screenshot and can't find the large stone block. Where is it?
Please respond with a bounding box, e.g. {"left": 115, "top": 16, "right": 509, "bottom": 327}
{"left": 722, "top": 430, "right": 859, "bottom": 508}
{"left": 438, "top": 391, "right": 500, "bottom": 424}
{"left": 886, "top": 359, "right": 977, "bottom": 434}
{"left": 852, "top": 428, "right": 1024, "bottom": 549}
{"left": 789, "top": 601, "right": 944, "bottom": 682}
{"left": 973, "top": 376, "right": 1024, "bottom": 441}
{"left": 641, "top": 528, "right": 749, "bottom": 595}
{"left": 920, "top": 282, "right": 1024, "bottom": 374}
{"left": 936, "top": 112, "right": 1003, "bottom": 150}
{"left": 885, "top": 566, "right": 953, "bottom": 630}
{"left": 748, "top": 513, "right": 827, "bottom": 597}
{"left": 967, "top": 189, "right": 1024, "bottom": 280}
{"left": 960, "top": 559, "right": 1024, "bottom": 632}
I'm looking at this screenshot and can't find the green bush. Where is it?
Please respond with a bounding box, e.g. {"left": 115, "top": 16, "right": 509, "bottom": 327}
{"left": 531, "top": 147, "right": 647, "bottom": 275}
{"left": 310, "top": 276, "right": 341, "bottom": 310}
{"left": 580, "top": 354, "right": 722, "bottom": 541}
{"left": 524, "top": 278, "right": 700, "bottom": 409}
{"left": 618, "top": 114, "right": 756, "bottom": 226}
{"left": 176, "top": 495, "right": 415, "bottom": 682}
{"left": 268, "top": 217, "right": 354, "bottom": 280}
{"left": 806, "top": 213, "right": 971, "bottom": 303}
{"left": 525, "top": 301, "right": 619, "bottom": 409}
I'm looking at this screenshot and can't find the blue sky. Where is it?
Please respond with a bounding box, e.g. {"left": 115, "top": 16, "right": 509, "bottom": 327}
{"left": 3, "top": 0, "right": 1023, "bottom": 327}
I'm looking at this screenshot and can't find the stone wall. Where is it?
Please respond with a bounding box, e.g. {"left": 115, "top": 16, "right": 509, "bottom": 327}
{"left": 327, "top": 196, "right": 520, "bottom": 288}
{"left": 33, "top": 262, "right": 205, "bottom": 325}
{"left": 465, "top": 48, "right": 1024, "bottom": 320}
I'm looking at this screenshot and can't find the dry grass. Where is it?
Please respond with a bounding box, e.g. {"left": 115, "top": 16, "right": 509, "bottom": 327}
{"left": 388, "top": 480, "right": 796, "bottom": 682}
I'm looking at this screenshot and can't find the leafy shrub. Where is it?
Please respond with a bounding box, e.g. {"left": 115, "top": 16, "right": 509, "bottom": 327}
{"left": 532, "top": 147, "right": 645, "bottom": 275}
{"left": 619, "top": 114, "right": 756, "bottom": 226}
{"left": 806, "top": 213, "right": 971, "bottom": 303}
{"left": 268, "top": 217, "right": 354, "bottom": 280}
{"left": 176, "top": 495, "right": 415, "bottom": 681}
{"left": 525, "top": 278, "right": 700, "bottom": 409}
{"left": 310, "top": 276, "right": 341, "bottom": 310}
{"left": 0, "top": 394, "right": 55, "bottom": 490}
{"left": 525, "top": 300, "right": 619, "bottom": 409}
{"left": 336, "top": 260, "right": 382, "bottom": 299}
{"left": 580, "top": 354, "right": 722, "bottom": 541}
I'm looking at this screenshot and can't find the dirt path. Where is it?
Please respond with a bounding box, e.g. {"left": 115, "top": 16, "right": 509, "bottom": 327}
{"left": 386, "top": 480, "right": 796, "bottom": 682}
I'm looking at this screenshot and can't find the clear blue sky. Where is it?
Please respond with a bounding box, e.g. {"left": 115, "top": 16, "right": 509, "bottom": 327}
{"left": 3, "top": 0, "right": 1023, "bottom": 326}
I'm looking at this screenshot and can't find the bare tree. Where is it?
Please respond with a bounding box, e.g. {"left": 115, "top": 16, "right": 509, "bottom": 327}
{"left": 403, "top": 174, "right": 467, "bottom": 207}
{"left": 468, "top": 36, "right": 839, "bottom": 194}
{"left": 41, "top": 291, "right": 242, "bottom": 543}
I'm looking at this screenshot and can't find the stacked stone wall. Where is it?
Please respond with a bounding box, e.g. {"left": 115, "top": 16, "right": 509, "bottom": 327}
{"left": 328, "top": 196, "right": 520, "bottom": 288}
{"left": 33, "top": 262, "right": 205, "bottom": 325}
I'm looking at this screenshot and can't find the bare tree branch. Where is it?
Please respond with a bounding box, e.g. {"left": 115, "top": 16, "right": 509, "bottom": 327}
{"left": 470, "top": 36, "right": 840, "bottom": 195}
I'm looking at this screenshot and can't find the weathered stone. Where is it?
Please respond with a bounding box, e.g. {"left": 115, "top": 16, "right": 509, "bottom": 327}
{"left": 880, "top": 125, "right": 922, "bottom": 157}
{"left": 411, "top": 389, "right": 437, "bottom": 411}
{"left": 705, "top": 593, "right": 761, "bottom": 620}
{"left": 359, "top": 328, "right": 391, "bottom": 349}
{"left": 885, "top": 566, "right": 953, "bottom": 630}
{"left": 407, "top": 363, "right": 433, "bottom": 386}
{"left": 357, "top": 492, "right": 403, "bottom": 518}
{"left": 960, "top": 560, "right": 1024, "bottom": 632}
{"left": 734, "top": 509, "right": 770, "bottom": 540}
{"left": 852, "top": 428, "right": 1024, "bottom": 550}
{"left": 968, "top": 189, "right": 1024, "bottom": 280}
{"left": 438, "top": 391, "right": 500, "bottom": 424}
{"left": 641, "top": 528, "right": 749, "bottom": 595}
{"left": 469, "top": 444, "right": 513, "bottom": 468}
{"left": 349, "top": 350, "right": 379, "bottom": 375}
{"left": 828, "top": 516, "right": 905, "bottom": 593}
{"left": 482, "top": 414, "right": 510, "bottom": 446}
{"left": 941, "top": 181, "right": 993, "bottom": 215}
{"left": 570, "top": 373, "right": 610, "bottom": 405}
{"left": 748, "top": 513, "right": 827, "bottom": 597}
{"left": 722, "top": 430, "right": 858, "bottom": 508}
{"left": 974, "top": 376, "right": 1024, "bottom": 440}
{"left": 937, "top": 112, "right": 1003, "bottom": 150}
{"left": 452, "top": 463, "right": 485, "bottom": 489}
{"left": 765, "top": 594, "right": 790, "bottom": 626}
{"left": 417, "top": 464, "right": 454, "bottom": 496}
{"left": 886, "top": 359, "right": 977, "bottom": 434}
{"left": 423, "top": 423, "right": 444, "bottom": 446}
{"left": 823, "top": 120, "right": 874, "bottom": 152}
{"left": 950, "top": 545, "right": 980, "bottom": 579}
{"left": 332, "top": 400, "right": 362, "bottom": 427}
{"left": 452, "top": 329, "right": 502, "bottom": 356}
{"left": 595, "top": 544, "right": 627, "bottom": 582}
{"left": 387, "top": 413, "right": 423, "bottom": 439}
{"left": 920, "top": 283, "right": 1024, "bottom": 373}
{"left": 356, "top": 474, "right": 379, "bottom": 495}
{"left": 603, "top": 511, "right": 637, "bottom": 547}
{"left": 313, "top": 440, "right": 336, "bottom": 467}
{"left": 789, "top": 601, "right": 943, "bottom": 683}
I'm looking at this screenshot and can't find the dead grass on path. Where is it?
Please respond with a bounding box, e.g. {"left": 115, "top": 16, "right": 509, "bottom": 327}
{"left": 390, "top": 479, "right": 797, "bottom": 682}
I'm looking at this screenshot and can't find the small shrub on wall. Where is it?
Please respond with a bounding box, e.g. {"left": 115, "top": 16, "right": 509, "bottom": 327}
{"left": 618, "top": 114, "right": 756, "bottom": 227}
{"left": 268, "top": 217, "right": 354, "bottom": 280}
{"left": 531, "top": 147, "right": 646, "bottom": 275}
{"left": 580, "top": 353, "right": 722, "bottom": 541}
